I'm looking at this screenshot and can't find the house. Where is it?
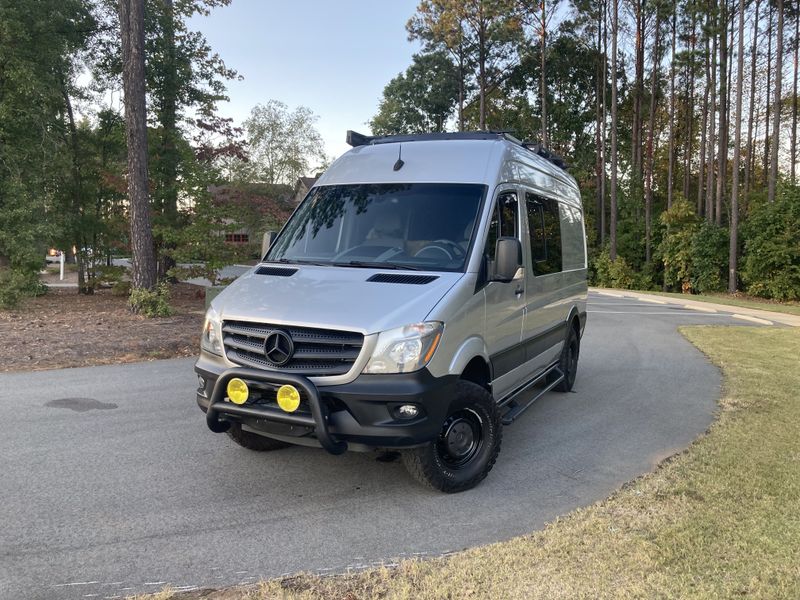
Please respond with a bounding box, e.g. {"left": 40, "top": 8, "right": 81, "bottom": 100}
{"left": 207, "top": 183, "right": 295, "bottom": 245}
{"left": 292, "top": 175, "right": 320, "bottom": 205}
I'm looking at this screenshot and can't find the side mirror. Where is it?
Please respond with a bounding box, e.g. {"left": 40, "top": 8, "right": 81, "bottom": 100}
{"left": 492, "top": 237, "right": 522, "bottom": 283}
{"left": 261, "top": 231, "right": 277, "bottom": 258}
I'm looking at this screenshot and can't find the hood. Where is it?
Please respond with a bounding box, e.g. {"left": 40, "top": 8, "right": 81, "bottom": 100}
{"left": 212, "top": 265, "right": 462, "bottom": 334}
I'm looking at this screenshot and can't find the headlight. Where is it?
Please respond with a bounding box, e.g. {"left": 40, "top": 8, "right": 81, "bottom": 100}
{"left": 201, "top": 307, "right": 223, "bottom": 356}
{"left": 364, "top": 322, "right": 443, "bottom": 374}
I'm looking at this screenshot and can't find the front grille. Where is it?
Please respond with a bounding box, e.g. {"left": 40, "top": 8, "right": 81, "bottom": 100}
{"left": 222, "top": 320, "right": 364, "bottom": 376}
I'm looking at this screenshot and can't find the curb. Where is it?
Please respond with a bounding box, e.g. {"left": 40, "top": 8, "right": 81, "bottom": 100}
{"left": 590, "top": 288, "right": 800, "bottom": 328}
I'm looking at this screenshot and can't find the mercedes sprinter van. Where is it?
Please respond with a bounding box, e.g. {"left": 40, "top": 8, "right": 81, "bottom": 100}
{"left": 195, "top": 131, "right": 587, "bottom": 492}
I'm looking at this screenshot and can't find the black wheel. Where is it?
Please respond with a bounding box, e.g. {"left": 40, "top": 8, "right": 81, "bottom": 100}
{"left": 226, "top": 423, "right": 291, "bottom": 451}
{"left": 554, "top": 325, "right": 580, "bottom": 392}
{"left": 402, "top": 381, "right": 502, "bottom": 493}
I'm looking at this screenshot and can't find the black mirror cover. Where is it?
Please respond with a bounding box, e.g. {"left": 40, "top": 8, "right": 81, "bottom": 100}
{"left": 493, "top": 237, "right": 522, "bottom": 282}
{"left": 261, "top": 231, "right": 277, "bottom": 258}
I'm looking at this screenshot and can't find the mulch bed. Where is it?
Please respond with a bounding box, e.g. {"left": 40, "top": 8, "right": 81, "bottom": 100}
{"left": 0, "top": 283, "right": 206, "bottom": 372}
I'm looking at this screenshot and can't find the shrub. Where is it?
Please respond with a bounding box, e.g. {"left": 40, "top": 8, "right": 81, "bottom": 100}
{"left": 659, "top": 200, "right": 698, "bottom": 292}
{"left": 592, "top": 249, "right": 636, "bottom": 289}
{"left": 128, "top": 282, "right": 173, "bottom": 317}
{"left": 740, "top": 188, "right": 800, "bottom": 300}
{"left": 0, "top": 269, "right": 47, "bottom": 309}
{"left": 690, "top": 221, "right": 728, "bottom": 294}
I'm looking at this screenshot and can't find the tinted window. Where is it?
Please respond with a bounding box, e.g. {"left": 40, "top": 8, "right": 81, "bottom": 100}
{"left": 560, "top": 203, "right": 586, "bottom": 270}
{"left": 267, "top": 183, "right": 485, "bottom": 272}
{"left": 485, "top": 191, "right": 519, "bottom": 262}
{"left": 526, "top": 193, "right": 562, "bottom": 275}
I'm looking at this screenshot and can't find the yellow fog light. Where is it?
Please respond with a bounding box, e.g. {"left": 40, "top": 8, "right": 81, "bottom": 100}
{"left": 276, "top": 384, "right": 301, "bottom": 413}
{"left": 226, "top": 378, "right": 249, "bottom": 405}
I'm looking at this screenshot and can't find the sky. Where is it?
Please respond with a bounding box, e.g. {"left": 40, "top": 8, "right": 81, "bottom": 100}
{"left": 188, "top": 0, "right": 423, "bottom": 160}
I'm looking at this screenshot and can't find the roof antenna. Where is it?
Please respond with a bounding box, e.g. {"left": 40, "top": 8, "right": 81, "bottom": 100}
{"left": 393, "top": 144, "right": 404, "bottom": 171}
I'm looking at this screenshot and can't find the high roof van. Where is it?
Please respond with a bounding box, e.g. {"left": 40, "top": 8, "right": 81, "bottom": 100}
{"left": 196, "top": 131, "right": 588, "bottom": 492}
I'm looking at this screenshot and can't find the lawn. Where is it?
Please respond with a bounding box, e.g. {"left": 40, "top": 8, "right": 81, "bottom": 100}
{"left": 138, "top": 326, "right": 800, "bottom": 600}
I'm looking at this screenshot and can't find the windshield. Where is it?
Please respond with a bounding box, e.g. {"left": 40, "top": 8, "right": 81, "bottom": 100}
{"left": 266, "top": 183, "right": 486, "bottom": 272}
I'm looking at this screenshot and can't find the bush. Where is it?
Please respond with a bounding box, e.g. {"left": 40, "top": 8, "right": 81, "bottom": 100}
{"left": 690, "top": 221, "right": 728, "bottom": 294}
{"left": 591, "top": 249, "right": 636, "bottom": 289}
{"left": 128, "top": 282, "right": 173, "bottom": 317}
{"left": 659, "top": 199, "right": 698, "bottom": 293}
{"left": 740, "top": 188, "right": 800, "bottom": 300}
{"left": 0, "top": 269, "right": 47, "bottom": 309}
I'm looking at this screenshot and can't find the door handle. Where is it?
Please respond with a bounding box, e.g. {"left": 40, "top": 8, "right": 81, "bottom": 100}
{"left": 515, "top": 285, "right": 524, "bottom": 297}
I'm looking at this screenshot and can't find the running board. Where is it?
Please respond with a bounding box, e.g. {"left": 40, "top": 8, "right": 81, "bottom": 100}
{"left": 499, "top": 363, "right": 564, "bottom": 425}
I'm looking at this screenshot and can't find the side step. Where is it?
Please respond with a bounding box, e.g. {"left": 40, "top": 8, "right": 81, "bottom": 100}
{"left": 499, "top": 363, "right": 564, "bottom": 426}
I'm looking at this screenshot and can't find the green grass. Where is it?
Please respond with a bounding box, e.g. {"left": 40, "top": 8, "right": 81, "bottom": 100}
{"left": 628, "top": 289, "right": 800, "bottom": 317}
{"left": 137, "top": 327, "right": 800, "bottom": 600}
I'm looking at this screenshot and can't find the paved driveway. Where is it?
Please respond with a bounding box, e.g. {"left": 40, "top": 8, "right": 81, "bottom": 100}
{"left": 0, "top": 293, "right": 759, "bottom": 599}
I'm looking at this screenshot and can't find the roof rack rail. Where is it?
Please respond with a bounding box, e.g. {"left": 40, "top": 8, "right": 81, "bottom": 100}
{"left": 345, "top": 130, "right": 569, "bottom": 171}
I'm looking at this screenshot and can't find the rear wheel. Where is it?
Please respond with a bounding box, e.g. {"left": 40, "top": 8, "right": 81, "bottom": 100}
{"left": 226, "top": 423, "right": 291, "bottom": 451}
{"left": 402, "top": 381, "right": 502, "bottom": 493}
{"left": 554, "top": 325, "right": 580, "bottom": 392}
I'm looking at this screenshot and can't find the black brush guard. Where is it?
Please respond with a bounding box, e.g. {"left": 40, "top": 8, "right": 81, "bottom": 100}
{"left": 205, "top": 367, "right": 348, "bottom": 455}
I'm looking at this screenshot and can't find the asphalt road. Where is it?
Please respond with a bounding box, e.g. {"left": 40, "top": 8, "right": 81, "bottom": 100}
{"left": 0, "top": 293, "right": 759, "bottom": 599}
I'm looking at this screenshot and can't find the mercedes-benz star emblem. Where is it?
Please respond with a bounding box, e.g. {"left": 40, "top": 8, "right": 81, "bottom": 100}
{"left": 263, "top": 330, "right": 294, "bottom": 366}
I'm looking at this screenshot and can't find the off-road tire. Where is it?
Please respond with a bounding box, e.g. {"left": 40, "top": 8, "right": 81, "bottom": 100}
{"left": 402, "top": 380, "right": 502, "bottom": 493}
{"left": 554, "top": 324, "right": 580, "bottom": 392}
{"left": 226, "top": 423, "right": 291, "bottom": 451}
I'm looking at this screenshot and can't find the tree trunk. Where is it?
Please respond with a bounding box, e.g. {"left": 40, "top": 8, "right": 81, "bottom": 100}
{"left": 706, "top": 17, "right": 717, "bottom": 223}
{"left": 667, "top": 9, "right": 677, "bottom": 209}
{"left": 119, "top": 0, "right": 157, "bottom": 291}
{"left": 684, "top": 11, "right": 697, "bottom": 203}
{"left": 698, "top": 25, "right": 710, "bottom": 216}
{"left": 730, "top": 0, "right": 745, "bottom": 293}
{"left": 745, "top": 0, "right": 760, "bottom": 195}
{"left": 768, "top": 0, "right": 783, "bottom": 203}
{"left": 479, "top": 20, "right": 486, "bottom": 131}
{"left": 601, "top": 0, "right": 608, "bottom": 246}
{"left": 60, "top": 80, "right": 90, "bottom": 295}
{"left": 595, "top": 0, "right": 604, "bottom": 246}
{"left": 458, "top": 42, "right": 465, "bottom": 132}
{"left": 540, "top": 1, "right": 548, "bottom": 146}
{"left": 716, "top": 0, "right": 728, "bottom": 226}
{"left": 644, "top": 8, "right": 661, "bottom": 264}
{"left": 763, "top": 5, "right": 773, "bottom": 187}
{"left": 792, "top": 7, "right": 799, "bottom": 184}
{"left": 631, "top": 0, "right": 645, "bottom": 183}
{"left": 610, "top": 0, "right": 619, "bottom": 261}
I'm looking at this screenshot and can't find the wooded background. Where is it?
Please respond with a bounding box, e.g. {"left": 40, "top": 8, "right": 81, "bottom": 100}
{"left": 1, "top": 0, "right": 798, "bottom": 310}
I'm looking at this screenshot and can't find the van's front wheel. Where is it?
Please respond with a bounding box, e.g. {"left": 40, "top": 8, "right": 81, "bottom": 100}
{"left": 402, "top": 381, "right": 502, "bottom": 493}
{"left": 554, "top": 325, "right": 580, "bottom": 392}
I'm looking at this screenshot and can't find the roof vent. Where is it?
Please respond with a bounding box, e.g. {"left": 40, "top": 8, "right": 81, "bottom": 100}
{"left": 255, "top": 266, "right": 298, "bottom": 277}
{"left": 367, "top": 273, "right": 438, "bottom": 285}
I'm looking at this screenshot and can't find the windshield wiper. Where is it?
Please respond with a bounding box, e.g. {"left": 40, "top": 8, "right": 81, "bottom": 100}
{"left": 333, "top": 261, "right": 425, "bottom": 271}
{"left": 272, "top": 258, "right": 331, "bottom": 267}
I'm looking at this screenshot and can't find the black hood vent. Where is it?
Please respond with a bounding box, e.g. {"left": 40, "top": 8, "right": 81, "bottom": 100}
{"left": 367, "top": 273, "right": 438, "bottom": 285}
{"left": 255, "top": 266, "right": 298, "bottom": 277}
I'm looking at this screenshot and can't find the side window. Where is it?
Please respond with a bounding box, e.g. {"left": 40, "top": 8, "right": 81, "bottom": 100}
{"left": 485, "top": 191, "right": 519, "bottom": 262}
{"left": 526, "top": 193, "right": 546, "bottom": 263}
{"left": 525, "top": 193, "right": 562, "bottom": 275}
{"left": 560, "top": 203, "right": 587, "bottom": 270}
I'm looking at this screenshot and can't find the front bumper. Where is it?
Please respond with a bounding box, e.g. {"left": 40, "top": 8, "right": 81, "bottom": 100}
{"left": 195, "top": 357, "right": 457, "bottom": 454}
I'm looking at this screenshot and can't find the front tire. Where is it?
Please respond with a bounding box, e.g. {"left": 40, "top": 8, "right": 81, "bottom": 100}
{"left": 402, "top": 381, "right": 502, "bottom": 493}
{"left": 554, "top": 325, "right": 580, "bottom": 392}
{"left": 226, "top": 423, "right": 291, "bottom": 451}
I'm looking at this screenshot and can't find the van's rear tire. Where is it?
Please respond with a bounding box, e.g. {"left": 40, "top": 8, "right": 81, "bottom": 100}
{"left": 226, "top": 423, "right": 291, "bottom": 451}
{"left": 402, "top": 381, "right": 501, "bottom": 493}
{"left": 554, "top": 325, "right": 580, "bottom": 392}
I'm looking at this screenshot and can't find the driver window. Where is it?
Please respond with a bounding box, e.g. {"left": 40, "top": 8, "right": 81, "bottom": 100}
{"left": 485, "top": 191, "right": 519, "bottom": 262}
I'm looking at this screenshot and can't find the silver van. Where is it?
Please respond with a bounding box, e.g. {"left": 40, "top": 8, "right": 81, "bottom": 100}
{"left": 195, "top": 131, "right": 587, "bottom": 492}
